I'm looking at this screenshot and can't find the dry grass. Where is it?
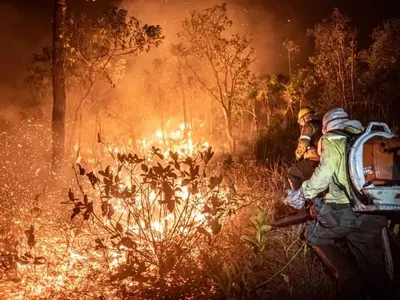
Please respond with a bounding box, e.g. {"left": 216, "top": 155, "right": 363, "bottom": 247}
{"left": 198, "top": 159, "right": 336, "bottom": 299}
{"left": 0, "top": 123, "right": 336, "bottom": 299}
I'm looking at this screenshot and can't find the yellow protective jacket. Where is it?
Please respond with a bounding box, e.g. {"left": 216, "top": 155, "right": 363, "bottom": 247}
{"left": 301, "top": 126, "right": 362, "bottom": 204}
{"left": 295, "top": 118, "right": 322, "bottom": 161}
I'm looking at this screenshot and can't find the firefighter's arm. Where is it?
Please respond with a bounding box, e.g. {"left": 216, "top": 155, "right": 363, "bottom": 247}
{"left": 301, "top": 137, "right": 339, "bottom": 199}
{"left": 295, "top": 124, "right": 313, "bottom": 160}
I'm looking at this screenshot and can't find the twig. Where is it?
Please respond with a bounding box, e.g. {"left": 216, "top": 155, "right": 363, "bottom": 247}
{"left": 251, "top": 223, "right": 318, "bottom": 291}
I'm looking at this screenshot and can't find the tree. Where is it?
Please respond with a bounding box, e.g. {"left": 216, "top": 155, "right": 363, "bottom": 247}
{"left": 65, "top": 7, "right": 163, "bottom": 123}
{"left": 245, "top": 74, "right": 280, "bottom": 133}
{"left": 149, "top": 58, "right": 168, "bottom": 148}
{"left": 308, "top": 8, "right": 357, "bottom": 111}
{"left": 28, "top": 7, "right": 163, "bottom": 156}
{"left": 51, "top": 0, "right": 68, "bottom": 171}
{"left": 359, "top": 19, "right": 400, "bottom": 126}
{"left": 283, "top": 39, "right": 300, "bottom": 79}
{"left": 25, "top": 47, "right": 52, "bottom": 118}
{"left": 280, "top": 69, "right": 316, "bottom": 129}
{"left": 179, "top": 3, "right": 254, "bottom": 154}
{"left": 170, "top": 43, "right": 191, "bottom": 142}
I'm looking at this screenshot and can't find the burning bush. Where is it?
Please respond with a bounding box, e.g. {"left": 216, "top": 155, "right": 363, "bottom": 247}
{"left": 63, "top": 144, "right": 243, "bottom": 297}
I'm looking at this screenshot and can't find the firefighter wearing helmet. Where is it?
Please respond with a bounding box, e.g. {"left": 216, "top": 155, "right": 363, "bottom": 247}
{"left": 286, "top": 108, "right": 390, "bottom": 299}
{"left": 287, "top": 107, "right": 322, "bottom": 190}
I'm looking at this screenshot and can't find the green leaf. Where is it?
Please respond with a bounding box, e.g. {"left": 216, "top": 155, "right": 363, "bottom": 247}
{"left": 209, "top": 174, "right": 223, "bottom": 189}
{"left": 249, "top": 215, "right": 259, "bottom": 226}
{"left": 105, "top": 166, "right": 111, "bottom": 177}
{"left": 167, "top": 200, "right": 175, "bottom": 213}
{"left": 116, "top": 222, "right": 123, "bottom": 233}
{"left": 87, "top": 172, "right": 98, "bottom": 189}
{"left": 154, "top": 164, "right": 163, "bottom": 175}
{"left": 71, "top": 206, "right": 80, "bottom": 220}
{"left": 163, "top": 182, "right": 174, "bottom": 202}
{"left": 68, "top": 189, "right": 75, "bottom": 201}
{"left": 210, "top": 218, "right": 222, "bottom": 235}
{"left": 15, "top": 257, "right": 29, "bottom": 265}
{"left": 94, "top": 238, "right": 105, "bottom": 249}
{"left": 77, "top": 164, "right": 85, "bottom": 175}
{"left": 120, "top": 237, "right": 135, "bottom": 249}
{"left": 137, "top": 261, "right": 146, "bottom": 275}
{"left": 181, "top": 179, "right": 190, "bottom": 187}
{"left": 197, "top": 226, "right": 211, "bottom": 240}
{"left": 257, "top": 228, "right": 263, "bottom": 244}
{"left": 240, "top": 235, "right": 258, "bottom": 247}
{"left": 257, "top": 210, "right": 265, "bottom": 224}
{"left": 211, "top": 195, "right": 223, "bottom": 208}
{"left": 33, "top": 257, "right": 46, "bottom": 265}
{"left": 281, "top": 273, "right": 290, "bottom": 284}
{"left": 261, "top": 225, "right": 272, "bottom": 232}
{"left": 141, "top": 164, "right": 148, "bottom": 173}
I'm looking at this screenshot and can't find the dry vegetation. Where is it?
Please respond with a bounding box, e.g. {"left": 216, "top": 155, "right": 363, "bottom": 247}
{"left": 1, "top": 2, "right": 400, "bottom": 299}
{"left": 0, "top": 121, "right": 336, "bottom": 299}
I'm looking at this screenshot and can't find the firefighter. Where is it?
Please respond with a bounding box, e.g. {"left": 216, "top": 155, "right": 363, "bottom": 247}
{"left": 286, "top": 108, "right": 389, "bottom": 299}
{"left": 287, "top": 107, "right": 322, "bottom": 190}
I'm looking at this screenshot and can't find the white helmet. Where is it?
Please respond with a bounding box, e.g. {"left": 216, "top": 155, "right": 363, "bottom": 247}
{"left": 322, "top": 108, "right": 349, "bottom": 134}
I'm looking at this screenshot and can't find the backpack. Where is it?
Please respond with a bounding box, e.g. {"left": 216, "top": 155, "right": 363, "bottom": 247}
{"left": 330, "top": 122, "right": 400, "bottom": 212}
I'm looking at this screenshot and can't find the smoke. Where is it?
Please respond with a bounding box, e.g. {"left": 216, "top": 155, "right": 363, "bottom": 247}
{"left": 118, "top": 0, "right": 306, "bottom": 74}
{"left": 0, "top": 2, "right": 51, "bottom": 126}
{"left": 0, "top": 0, "right": 310, "bottom": 146}
{"left": 52, "top": 0, "right": 309, "bottom": 150}
{"left": 0, "top": 0, "right": 115, "bottom": 123}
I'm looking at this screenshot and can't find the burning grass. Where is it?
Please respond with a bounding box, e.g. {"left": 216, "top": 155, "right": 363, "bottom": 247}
{"left": 0, "top": 121, "right": 335, "bottom": 299}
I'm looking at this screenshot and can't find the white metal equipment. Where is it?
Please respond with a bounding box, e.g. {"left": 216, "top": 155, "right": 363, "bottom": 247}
{"left": 348, "top": 122, "right": 400, "bottom": 212}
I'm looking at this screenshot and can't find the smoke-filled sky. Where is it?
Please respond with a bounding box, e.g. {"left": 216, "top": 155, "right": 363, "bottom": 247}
{"left": 1, "top": 0, "right": 399, "bottom": 109}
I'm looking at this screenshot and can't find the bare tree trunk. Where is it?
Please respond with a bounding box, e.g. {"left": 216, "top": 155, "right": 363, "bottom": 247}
{"left": 177, "top": 61, "right": 189, "bottom": 144}
{"left": 265, "top": 95, "right": 270, "bottom": 128}
{"left": 281, "top": 98, "right": 293, "bottom": 130}
{"left": 51, "top": 0, "right": 67, "bottom": 171}
{"left": 157, "top": 88, "right": 166, "bottom": 148}
{"left": 251, "top": 97, "right": 258, "bottom": 136}
{"left": 222, "top": 107, "right": 236, "bottom": 154}
{"left": 188, "top": 93, "right": 193, "bottom": 132}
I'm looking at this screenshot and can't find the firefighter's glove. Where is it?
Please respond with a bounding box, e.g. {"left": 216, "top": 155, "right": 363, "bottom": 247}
{"left": 284, "top": 189, "right": 306, "bottom": 209}
{"left": 295, "top": 142, "right": 307, "bottom": 160}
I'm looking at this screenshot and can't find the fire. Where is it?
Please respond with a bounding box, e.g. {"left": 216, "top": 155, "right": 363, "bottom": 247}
{"left": 1, "top": 119, "right": 241, "bottom": 299}
{"left": 137, "top": 122, "right": 209, "bottom": 160}
{"left": 155, "top": 131, "right": 163, "bottom": 138}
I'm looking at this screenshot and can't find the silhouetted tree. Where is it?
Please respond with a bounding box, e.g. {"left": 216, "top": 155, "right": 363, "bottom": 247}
{"left": 308, "top": 8, "right": 357, "bottom": 111}
{"left": 283, "top": 39, "right": 300, "bottom": 79}
{"left": 359, "top": 19, "right": 400, "bottom": 127}
{"left": 51, "top": 0, "right": 68, "bottom": 170}
{"left": 179, "top": 3, "right": 254, "bottom": 154}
